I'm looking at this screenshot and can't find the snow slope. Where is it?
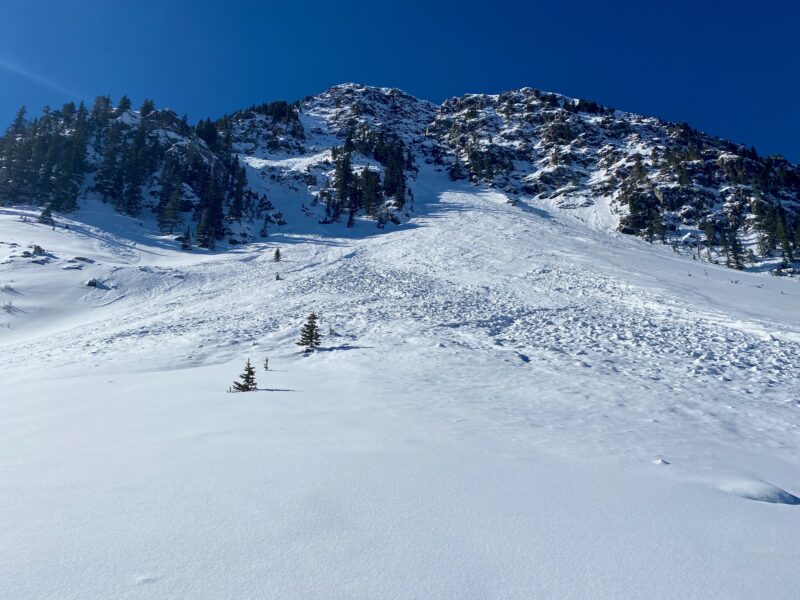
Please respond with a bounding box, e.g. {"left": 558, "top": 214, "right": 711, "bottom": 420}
{"left": 1, "top": 164, "right": 799, "bottom": 599}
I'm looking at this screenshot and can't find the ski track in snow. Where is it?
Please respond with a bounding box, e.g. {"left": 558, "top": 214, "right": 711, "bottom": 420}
{"left": 2, "top": 178, "right": 799, "bottom": 463}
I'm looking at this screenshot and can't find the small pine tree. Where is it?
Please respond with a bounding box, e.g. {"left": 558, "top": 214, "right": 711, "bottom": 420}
{"left": 232, "top": 359, "right": 257, "bottom": 392}
{"left": 273, "top": 248, "right": 281, "bottom": 262}
{"left": 776, "top": 215, "right": 794, "bottom": 265}
{"left": 180, "top": 226, "right": 192, "bottom": 251}
{"left": 297, "top": 312, "right": 322, "bottom": 350}
{"left": 704, "top": 221, "right": 715, "bottom": 261}
{"left": 196, "top": 207, "right": 216, "bottom": 249}
{"left": 263, "top": 356, "right": 269, "bottom": 371}
{"left": 38, "top": 204, "right": 54, "bottom": 225}
{"left": 158, "top": 186, "right": 183, "bottom": 234}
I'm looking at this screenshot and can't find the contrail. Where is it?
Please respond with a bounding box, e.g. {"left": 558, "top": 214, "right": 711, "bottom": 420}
{"left": 0, "top": 55, "right": 81, "bottom": 99}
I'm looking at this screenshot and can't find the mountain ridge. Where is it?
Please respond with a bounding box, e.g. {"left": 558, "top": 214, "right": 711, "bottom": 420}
{"left": 1, "top": 82, "right": 798, "bottom": 273}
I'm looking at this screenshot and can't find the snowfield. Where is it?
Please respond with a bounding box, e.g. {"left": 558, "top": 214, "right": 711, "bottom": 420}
{"left": 1, "top": 165, "right": 799, "bottom": 599}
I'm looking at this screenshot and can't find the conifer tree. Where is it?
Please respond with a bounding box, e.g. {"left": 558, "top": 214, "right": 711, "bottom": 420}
{"left": 196, "top": 207, "right": 216, "bottom": 249}
{"left": 117, "top": 95, "right": 132, "bottom": 112}
{"left": 721, "top": 224, "right": 744, "bottom": 269}
{"left": 232, "top": 359, "right": 257, "bottom": 392}
{"left": 333, "top": 150, "right": 353, "bottom": 219}
{"left": 273, "top": 248, "right": 281, "bottom": 262}
{"left": 757, "top": 206, "right": 778, "bottom": 257}
{"left": 158, "top": 186, "right": 183, "bottom": 233}
{"left": 94, "top": 123, "right": 123, "bottom": 203}
{"left": 139, "top": 99, "right": 155, "bottom": 117}
{"left": 38, "top": 204, "right": 54, "bottom": 225}
{"left": 180, "top": 226, "right": 192, "bottom": 251}
{"left": 704, "top": 221, "right": 715, "bottom": 261}
{"left": 297, "top": 312, "right": 322, "bottom": 350}
{"left": 775, "top": 214, "right": 794, "bottom": 265}
{"left": 121, "top": 125, "right": 147, "bottom": 216}
{"left": 361, "top": 167, "right": 380, "bottom": 217}
{"left": 229, "top": 164, "right": 246, "bottom": 222}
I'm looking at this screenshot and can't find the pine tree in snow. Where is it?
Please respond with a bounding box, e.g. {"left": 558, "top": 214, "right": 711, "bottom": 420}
{"left": 38, "top": 204, "right": 54, "bottom": 226}
{"left": 180, "top": 226, "right": 192, "bottom": 251}
{"left": 273, "top": 248, "right": 281, "bottom": 262}
{"left": 232, "top": 359, "right": 257, "bottom": 392}
{"left": 297, "top": 313, "right": 322, "bottom": 350}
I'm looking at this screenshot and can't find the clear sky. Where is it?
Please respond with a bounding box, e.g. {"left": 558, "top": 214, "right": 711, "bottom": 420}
{"left": 1, "top": 0, "right": 798, "bottom": 160}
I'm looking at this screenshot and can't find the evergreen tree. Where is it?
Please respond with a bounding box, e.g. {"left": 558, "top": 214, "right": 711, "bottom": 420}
{"left": 120, "top": 125, "right": 147, "bottom": 216}
{"left": 231, "top": 359, "right": 258, "bottom": 392}
{"left": 196, "top": 207, "right": 216, "bottom": 249}
{"left": 721, "top": 224, "right": 744, "bottom": 269}
{"left": 297, "top": 312, "right": 322, "bottom": 350}
{"left": 775, "top": 213, "right": 794, "bottom": 265}
{"left": 38, "top": 203, "right": 54, "bottom": 225}
{"left": 704, "top": 220, "right": 715, "bottom": 261}
{"left": 89, "top": 96, "right": 113, "bottom": 146}
{"left": 361, "top": 167, "right": 381, "bottom": 217}
{"left": 139, "top": 99, "right": 155, "bottom": 117}
{"left": 757, "top": 206, "right": 778, "bottom": 257}
{"left": 229, "top": 164, "right": 246, "bottom": 222}
{"left": 180, "top": 226, "right": 192, "bottom": 251}
{"left": 196, "top": 118, "right": 218, "bottom": 149}
{"left": 158, "top": 185, "right": 183, "bottom": 233}
{"left": 9, "top": 105, "right": 27, "bottom": 135}
{"left": 332, "top": 150, "right": 353, "bottom": 220}
{"left": 273, "top": 248, "right": 281, "bottom": 262}
{"left": 720, "top": 226, "right": 732, "bottom": 266}
{"left": 195, "top": 174, "right": 225, "bottom": 247}
{"left": 117, "top": 95, "right": 132, "bottom": 112}
{"left": 94, "top": 123, "right": 124, "bottom": 203}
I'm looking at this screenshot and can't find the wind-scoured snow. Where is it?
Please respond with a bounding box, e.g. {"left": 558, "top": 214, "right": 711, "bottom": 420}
{"left": 1, "top": 163, "right": 799, "bottom": 599}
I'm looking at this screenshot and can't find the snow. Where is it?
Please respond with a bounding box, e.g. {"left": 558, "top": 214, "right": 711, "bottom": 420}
{"left": 2, "top": 165, "right": 800, "bottom": 598}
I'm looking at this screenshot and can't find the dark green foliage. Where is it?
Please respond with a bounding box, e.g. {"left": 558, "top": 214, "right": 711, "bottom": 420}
{"left": 0, "top": 94, "right": 279, "bottom": 236}
{"left": 704, "top": 220, "right": 716, "bottom": 260}
{"left": 38, "top": 203, "right": 54, "bottom": 225}
{"left": 140, "top": 99, "right": 155, "bottom": 118}
{"left": 297, "top": 312, "right": 322, "bottom": 349}
{"left": 228, "top": 164, "right": 246, "bottom": 222}
{"left": 117, "top": 95, "right": 132, "bottom": 112}
{"left": 196, "top": 118, "right": 218, "bottom": 149}
{"left": 232, "top": 359, "right": 258, "bottom": 392}
{"left": 360, "top": 167, "right": 381, "bottom": 217}
{"left": 721, "top": 224, "right": 744, "bottom": 269}
{"left": 196, "top": 207, "right": 215, "bottom": 249}
{"left": 120, "top": 124, "right": 147, "bottom": 216}
{"left": 158, "top": 185, "right": 183, "bottom": 233}
{"left": 775, "top": 212, "right": 794, "bottom": 265}
{"left": 0, "top": 102, "right": 87, "bottom": 211}
{"left": 331, "top": 149, "right": 353, "bottom": 220}
{"left": 273, "top": 248, "right": 281, "bottom": 262}
{"left": 223, "top": 100, "right": 299, "bottom": 124}
{"left": 180, "top": 226, "right": 192, "bottom": 251}
{"left": 379, "top": 138, "right": 406, "bottom": 208}
{"left": 94, "top": 123, "right": 124, "bottom": 203}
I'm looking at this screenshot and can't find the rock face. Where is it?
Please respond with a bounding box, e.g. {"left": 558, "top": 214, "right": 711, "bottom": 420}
{"left": 1, "top": 83, "right": 798, "bottom": 270}
{"left": 267, "top": 84, "right": 799, "bottom": 259}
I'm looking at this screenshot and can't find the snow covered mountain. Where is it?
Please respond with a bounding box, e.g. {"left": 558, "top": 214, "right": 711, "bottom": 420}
{"left": 1, "top": 85, "right": 800, "bottom": 599}
{"left": 2, "top": 83, "right": 799, "bottom": 271}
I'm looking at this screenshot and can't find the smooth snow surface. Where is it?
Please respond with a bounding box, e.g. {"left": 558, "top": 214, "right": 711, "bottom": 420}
{"left": 2, "top": 167, "right": 799, "bottom": 599}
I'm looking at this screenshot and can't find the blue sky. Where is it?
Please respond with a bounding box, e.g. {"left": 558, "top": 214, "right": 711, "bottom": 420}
{"left": 1, "top": 0, "right": 798, "bottom": 160}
